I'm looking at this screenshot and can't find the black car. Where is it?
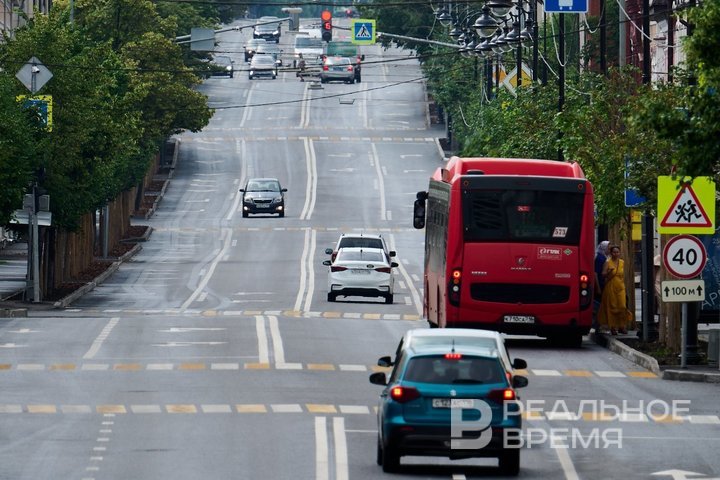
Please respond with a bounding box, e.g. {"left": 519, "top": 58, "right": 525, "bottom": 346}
{"left": 240, "top": 178, "right": 286, "bottom": 217}
{"left": 210, "top": 55, "right": 234, "bottom": 78}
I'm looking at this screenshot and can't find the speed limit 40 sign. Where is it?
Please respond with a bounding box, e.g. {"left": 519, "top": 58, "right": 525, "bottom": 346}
{"left": 662, "top": 235, "right": 707, "bottom": 279}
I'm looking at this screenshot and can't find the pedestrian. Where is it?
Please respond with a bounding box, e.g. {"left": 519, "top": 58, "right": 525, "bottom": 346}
{"left": 597, "top": 244, "right": 633, "bottom": 335}
{"left": 593, "top": 240, "right": 609, "bottom": 331}
{"left": 297, "top": 53, "right": 306, "bottom": 82}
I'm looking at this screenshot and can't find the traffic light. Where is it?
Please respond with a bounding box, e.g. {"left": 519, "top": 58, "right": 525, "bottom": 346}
{"left": 321, "top": 10, "right": 332, "bottom": 42}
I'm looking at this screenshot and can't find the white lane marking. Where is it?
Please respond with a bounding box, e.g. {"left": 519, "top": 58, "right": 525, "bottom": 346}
{"left": 180, "top": 228, "right": 233, "bottom": 311}
{"left": 303, "top": 229, "right": 317, "bottom": 313}
{"left": 267, "top": 315, "right": 285, "bottom": 365}
{"left": 239, "top": 84, "right": 255, "bottom": 128}
{"left": 306, "top": 138, "right": 318, "bottom": 220}
{"left": 334, "top": 417, "right": 349, "bottom": 480}
{"left": 300, "top": 137, "right": 313, "bottom": 220}
{"left": 158, "top": 327, "right": 226, "bottom": 333}
{"left": 555, "top": 445, "right": 580, "bottom": 480}
{"left": 452, "top": 475, "right": 467, "bottom": 480}
{"left": 339, "top": 405, "right": 370, "bottom": 414}
{"left": 532, "top": 369, "right": 562, "bottom": 376}
{"left": 300, "top": 82, "right": 311, "bottom": 128}
{"left": 362, "top": 83, "right": 369, "bottom": 129}
{"left": 371, "top": 143, "right": 387, "bottom": 221}
{"left": 294, "top": 228, "right": 312, "bottom": 312}
{"left": 594, "top": 371, "right": 626, "bottom": 377}
{"left": 256, "top": 316, "right": 269, "bottom": 364}
{"left": 435, "top": 138, "right": 446, "bottom": 161}
{"left": 272, "top": 404, "right": 303, "bottom": 413}
{"left": 315, "top": 417, "right": 329, "bottom": 480}
{"left": 389, "top": 234, "right": 423, "bottom": 316}
{"left": 83, "top": 318, "right": 120, "bottom": 360}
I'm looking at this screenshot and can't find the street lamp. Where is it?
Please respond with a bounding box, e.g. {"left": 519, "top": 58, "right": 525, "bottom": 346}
{"left": 474, "top": 5, "right": 501, "bottom": 39}
{"left": 486, "top": 0, "right": 513, "bottom": 19}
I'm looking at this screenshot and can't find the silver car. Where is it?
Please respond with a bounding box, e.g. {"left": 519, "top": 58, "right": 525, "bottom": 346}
{"left": 319, "top": 56, "right": 355, "bottom": 84}
{"left": 249, "top": 55, "right": 277, "bottom": 80}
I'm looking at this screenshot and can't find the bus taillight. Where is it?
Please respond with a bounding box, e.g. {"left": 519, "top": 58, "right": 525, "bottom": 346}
{"left": 449, "top": 268, "right": 462, "bottom": 306}
{"left": 579, "top": 272, "right": 591, "bottom": 307}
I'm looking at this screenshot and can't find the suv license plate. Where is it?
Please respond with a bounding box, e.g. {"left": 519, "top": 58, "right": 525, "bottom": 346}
{"left": 504, "top": 315, "right": 535, "bottom": 324}
{"left": 432, "top": 398, "right": 475, "bottom": 409}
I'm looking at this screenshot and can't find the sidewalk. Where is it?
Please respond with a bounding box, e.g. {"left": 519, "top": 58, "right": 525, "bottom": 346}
{"left": 591, "top": 330, "right": 720, "bottom": 383}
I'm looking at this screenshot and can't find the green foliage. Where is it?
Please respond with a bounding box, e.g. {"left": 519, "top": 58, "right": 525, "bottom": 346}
{"left": 0, "top": 0, "right": 212, "bottom": 229}
{"left": 0, "top": 75, "right": 42, "bottom": 225}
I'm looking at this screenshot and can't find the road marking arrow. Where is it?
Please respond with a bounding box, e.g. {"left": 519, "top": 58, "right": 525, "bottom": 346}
{"left": 158, "top": 328, "right": 226, "bottom": 333}
{"left": 652, "top": 470, "right": 718, "bottom": 480}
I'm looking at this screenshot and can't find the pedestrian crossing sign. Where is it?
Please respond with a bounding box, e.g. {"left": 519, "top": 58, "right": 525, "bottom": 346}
{"left": 351, "top": 19, "right": 376, "bottom": 45}
{"left": 658, "top": 176, "right": 715, "bottom": 234}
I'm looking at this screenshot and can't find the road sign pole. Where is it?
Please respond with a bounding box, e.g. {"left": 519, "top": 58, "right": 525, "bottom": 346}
{"left": 642, "top": 212, "right": 657, "bottom": 342}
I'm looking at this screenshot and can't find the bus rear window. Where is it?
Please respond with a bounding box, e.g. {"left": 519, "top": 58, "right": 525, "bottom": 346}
{"left": 462, "top": 189, "right": 584, "bottom": 244}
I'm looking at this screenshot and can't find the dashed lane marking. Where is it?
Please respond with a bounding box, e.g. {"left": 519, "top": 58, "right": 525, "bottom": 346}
{"left": 3, "top": 403, "right": 718, "bottom": 424}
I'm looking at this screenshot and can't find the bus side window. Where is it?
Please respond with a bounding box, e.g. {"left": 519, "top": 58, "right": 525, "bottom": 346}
{"left": 414, "top": 191, "right": 427, "bottom": 229}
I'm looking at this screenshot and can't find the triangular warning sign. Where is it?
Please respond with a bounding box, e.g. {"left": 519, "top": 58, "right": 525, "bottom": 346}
{"left": 660, "top": 184, "right": 712, "bottom": 228}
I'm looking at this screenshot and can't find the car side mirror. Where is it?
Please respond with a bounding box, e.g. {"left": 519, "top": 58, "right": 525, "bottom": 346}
{"left": 512, "top": 358, "right": 527, "bottom": 370}
{"left": 413, "top": 197, "right": 426, "bottom": 229}
{"left": 322, "top": 260, "right": 331, "bottom": 266}
{"left": 389, "top": 251, "right": 396, "bottom": 257}
{"left": 325, "top": 248, "right": 333, "bottom": 255}
{"left": 360, "top": 54, "right": 365, "bottom": 60}
{"left": 377, "top": 355, "right": 393, "bottom": 367}
{"left": 281, "top": 188, "right": 287, "bottom": 192}
{"left": 369, "top": 372, "right": 387, "bottom": 386}
{"left": 512, "top": 375, "right": 529, "bottom": 389}
{"left": 239, "top": 189, "right": 245, "bottom": 193}
{"left": 391, "top": 262, "right": 399, "bottom": 268}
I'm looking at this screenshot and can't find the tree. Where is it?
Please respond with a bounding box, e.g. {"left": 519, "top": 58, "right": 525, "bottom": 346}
{"left": 0, "top": 75, "right": 42, "bottom": 225}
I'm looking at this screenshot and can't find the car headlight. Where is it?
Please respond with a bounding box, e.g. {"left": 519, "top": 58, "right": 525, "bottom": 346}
{"left": 249, "top": 70, "right": 254, "bottom": 75}
{"left": 243, "top": 197, "right": 253, "bottom": 203}
{"left": 272, "top": 196, "right": 282, "bottom": 203}
{"left": 226, "top": 66, "right": 232, "bottom": 71}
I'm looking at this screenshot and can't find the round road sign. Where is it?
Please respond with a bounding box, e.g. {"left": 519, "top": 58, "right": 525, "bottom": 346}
{"left": 662, "top": 235, "right": 707, "bottom": 279}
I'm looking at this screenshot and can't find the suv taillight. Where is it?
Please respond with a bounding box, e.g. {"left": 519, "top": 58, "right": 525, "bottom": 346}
{"left": 488, "top": 388, "right": 516, "bottom": 404}
{"left": 390, "top": 386, "right": 420, "bottom": 403}
{"left": 323, "top": 65, "right": 329, "bottom": 71}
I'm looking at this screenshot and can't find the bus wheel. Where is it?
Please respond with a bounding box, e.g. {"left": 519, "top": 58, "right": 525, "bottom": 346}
{"left": 384, "top": 294, "right": 393, "bottom": 304}
{"left": 428, "top": 321, "right": 438, "bottom": 328}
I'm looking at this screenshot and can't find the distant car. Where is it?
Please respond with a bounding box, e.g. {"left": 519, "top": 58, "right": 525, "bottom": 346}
{"left": 244, "top": 38, "right": 267, "bottom": 62}
{"left": 319, "top": 56, "right": 355, "bottom": 84}
{"left": 210, "top": 55, "right": 234, "bottom": 78}
{"left": 369, "top": 337, "right": 529, "bottom": 474}
{"left": 248, "top": 55, "right": 278, "bottom": 80}
{"left": 255, "top": 43, "right": 283, "bottom": 66}
{"left": 323, "top": 247, "right": 397, "bottom": 303}
{"left": 240, "top": 178, "right": 286, "bottom": 217}
{"left": 377, "top": 328, "right": 528, "bottom": 383}
{"left": 325, "top": 233, "right": 395, "bottom": 263}
{"left": 253, "top": 17, "right": 281, "bottom": 43}
{"left": 293, "top": 35, "right": 324, "bottom": 66}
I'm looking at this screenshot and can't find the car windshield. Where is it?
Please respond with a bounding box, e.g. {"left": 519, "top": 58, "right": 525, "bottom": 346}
{"left": 410, "top": 337, "right": 497, "bottom": 351}
{"left": 338, "top": 237, "right": 384, "bottom": 250}
{"left": 336, "top": 250, "right": 384, "bottom": 263}
{"left": 253, "top": 56, "right": 275, "bottom": 65}
{"left": 403, "top": 355, "right": 505, "bottom": 384}
{"left": 326, "top": 57, "right": 350, "bottom": 66}
{"left": 246, "top": 180, "right": 280, "bottom": 192}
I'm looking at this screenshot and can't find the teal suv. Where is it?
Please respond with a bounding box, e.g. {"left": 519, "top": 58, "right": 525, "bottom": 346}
{"left": 370, "top": 340, "right": 528, "bottom": 475}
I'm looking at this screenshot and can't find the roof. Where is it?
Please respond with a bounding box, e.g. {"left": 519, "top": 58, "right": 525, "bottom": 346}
{"left": 406, "top": 328, "right": 503, "bottom": 340}
{"left": 434, "top": 157, "right": 586, "bottom": 184}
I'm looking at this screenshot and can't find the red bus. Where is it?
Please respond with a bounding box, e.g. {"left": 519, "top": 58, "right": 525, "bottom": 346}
{"left": 413, "top": 157, "right": 595, "bottom": 347}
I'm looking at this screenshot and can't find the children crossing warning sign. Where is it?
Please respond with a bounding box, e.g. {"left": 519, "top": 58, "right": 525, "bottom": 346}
{"left": 658, "top": 176, "right": 716, "bottom": 234}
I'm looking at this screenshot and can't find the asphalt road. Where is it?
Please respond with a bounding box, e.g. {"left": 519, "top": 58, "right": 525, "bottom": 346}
{"left": 0, "top": 18, "right": 718, "bottom": 480}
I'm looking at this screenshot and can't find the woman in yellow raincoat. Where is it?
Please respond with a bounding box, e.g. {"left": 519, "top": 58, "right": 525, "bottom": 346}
{"left": 598, "top": 244, "right": 633, "bottom": 335}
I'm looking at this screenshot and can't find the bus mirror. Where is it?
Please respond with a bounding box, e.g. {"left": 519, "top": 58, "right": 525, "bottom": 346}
{"left": 416, "top": 191, "right": 428, "bottom": 200}
{"left": 413, "top": 198, "right": 426, "bottom": 229}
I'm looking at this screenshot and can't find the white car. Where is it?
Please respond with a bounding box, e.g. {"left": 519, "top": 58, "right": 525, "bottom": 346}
{"left": 325, "top": 233, "right": 396, "bottom": 263}
{"left": 323, "top": 247, "right": 398, "bottom": 304}
{"left": 378, "top": 328, "right": 528, "bottom": 377}
{"left": 293, "top": 34, "right": 324, "bottom": 66}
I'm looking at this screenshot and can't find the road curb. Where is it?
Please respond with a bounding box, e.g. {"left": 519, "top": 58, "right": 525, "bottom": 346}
{"left": 662, "top": 369, "right": 720, "bottom": 383}
{"left": 53, "top": 243, "right": 142, "bottom": 309}
{"left": 590, "top": 331, "right": 661, "bottom": 376}
{"left": 0, "top": 308, "right": 27, "bottom": 318}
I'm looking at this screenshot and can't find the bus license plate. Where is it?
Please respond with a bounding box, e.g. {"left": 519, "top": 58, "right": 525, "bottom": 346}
{"left": 432, "top": 398, "right": 474, "bottom": 409}
{"left": 504, "top": 315, "right": 535, "bottom": 324}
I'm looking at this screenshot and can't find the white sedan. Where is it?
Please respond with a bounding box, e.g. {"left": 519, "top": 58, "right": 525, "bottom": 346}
{"left": 323, "top": 247, "right": 397, "bottom": 304}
